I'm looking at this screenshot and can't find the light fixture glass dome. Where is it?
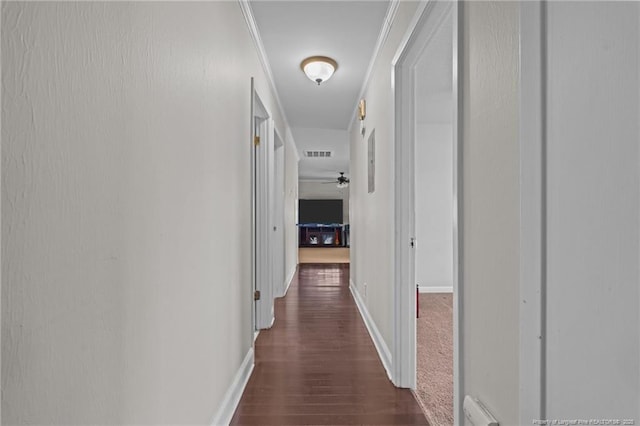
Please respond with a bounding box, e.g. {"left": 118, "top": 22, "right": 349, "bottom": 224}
{"left": 300, "top": 56, "right": 338, "bottom": 85}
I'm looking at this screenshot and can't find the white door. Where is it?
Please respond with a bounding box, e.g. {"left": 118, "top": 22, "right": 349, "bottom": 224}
{"left": 252, "top": 86, "right": 275, "bottom": 331}
{"left": 273, "top": 137, "right": 286, "bottom": 297}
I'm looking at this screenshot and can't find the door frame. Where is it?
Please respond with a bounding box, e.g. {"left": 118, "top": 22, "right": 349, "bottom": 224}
{"left": 251, "top": 80, "right": 275, "bottom": 333}
{"left": 272, "top": 128, "right": 286, "bottom": 298}
{"left": 392, "top": 0, "right": 463, "bottom": 422}
{"left": 519, "top": 1, "right": 545, "bottom": 422}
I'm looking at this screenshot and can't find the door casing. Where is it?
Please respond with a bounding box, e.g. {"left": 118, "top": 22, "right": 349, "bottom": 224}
{"left": 251, "top": 82, "right": 275, "bottom": 332}
{"left": 392, "top": 1, "right": 463, "bottom": 422}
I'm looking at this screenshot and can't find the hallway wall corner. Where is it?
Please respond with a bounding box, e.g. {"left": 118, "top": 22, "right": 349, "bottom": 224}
{"left": 210, "top": 348, "right": 254, "bottom": 426}
{"left": 349, "top": 280, "right": 393, "bottom": 381}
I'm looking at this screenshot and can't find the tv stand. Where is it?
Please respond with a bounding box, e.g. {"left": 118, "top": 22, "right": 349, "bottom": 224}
{"left": 298, "top": 224, "right": 348, "bottom": 247}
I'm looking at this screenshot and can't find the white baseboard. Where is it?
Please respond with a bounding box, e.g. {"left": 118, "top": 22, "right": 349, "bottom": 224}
{"left": 349, "top": 280, "right": 393, "bottom": 381}
{"left": 282, "top": 265, "right": 297, "bottom": 297}
{"left": 419, "top": 285, "right": 453, "bottom": 293}
{"left": 210, "top": 348, "right": 254, "bottom": 426}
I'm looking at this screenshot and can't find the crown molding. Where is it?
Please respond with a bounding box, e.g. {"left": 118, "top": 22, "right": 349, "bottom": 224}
{"left": 238, "top": 0, "right": 298, "bottom": 159}
{"left": 347, "top": 0, "right": 401, "bottom": 133}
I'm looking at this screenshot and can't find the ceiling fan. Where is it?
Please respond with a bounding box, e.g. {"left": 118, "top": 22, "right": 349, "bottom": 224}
{"left": 321, "top": 172, "right": 350, "bottom": 188}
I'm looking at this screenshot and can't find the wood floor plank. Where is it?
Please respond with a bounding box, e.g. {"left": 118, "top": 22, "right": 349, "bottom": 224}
{"left": 298, "top": 248, "right": 350, "bottom": 264}
{"left": 230, "top": 264, "right": 428, "bottom": 425}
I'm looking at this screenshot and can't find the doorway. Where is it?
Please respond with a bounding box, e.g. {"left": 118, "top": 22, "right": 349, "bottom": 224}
{"left": 273, "top": 130, "right": 286, "bottom": 297}
{"left": 251, "top": 81, "right": 275, "bottom": 333}
{"left": 392, "top": 1, "right": 461, "bottom": 424}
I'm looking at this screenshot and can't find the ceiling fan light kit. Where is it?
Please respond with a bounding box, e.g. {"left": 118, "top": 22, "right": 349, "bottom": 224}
{"left": 322, "top": 172, "right": 349, "bottom": 188}
{"left": 300, "top": 56, "right": 338, "bottom": 85}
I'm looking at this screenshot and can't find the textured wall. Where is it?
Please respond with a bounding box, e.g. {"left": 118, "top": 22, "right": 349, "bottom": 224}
{"left": 348, "top": 1, "right": 419, "bottom": 356}
{"left": 1, "top": 2, "right": 288, "bottom": 424}
{"left": 461, "top": 2, "right": 520, "bottom": 424}
{"left": 545, "top": 1, "right": 639, "bottom": 418}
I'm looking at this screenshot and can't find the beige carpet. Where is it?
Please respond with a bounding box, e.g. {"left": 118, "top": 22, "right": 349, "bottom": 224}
{"left": 416, "top": 293, "right": 453, "bottom": 425}
{"left": 298, "top": 247, "right": 350, "bottom": 264}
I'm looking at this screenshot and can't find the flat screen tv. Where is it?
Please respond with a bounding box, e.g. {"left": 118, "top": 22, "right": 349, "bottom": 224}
{"left": 299, "top": 199, "right": 343, "bottom": 224}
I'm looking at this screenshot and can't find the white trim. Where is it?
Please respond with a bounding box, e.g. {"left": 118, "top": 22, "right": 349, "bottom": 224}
{"left": 392, "top": 2, "right": 463, "bottom": 423}
{"left": 391, "top": 1, "right": 430, "bottom": 66}
{"left": 347, "top": 0, "right": 401, "bottom": 132}
{"left": 349, "top": 280, "right": 393, "bottom": 381}
{"left": 282, "top": 266, "right": 297, "bottom": 298}
{"left": 249, "top": 78, "right": 256, "bottom": 340}
{"left": 391, "top": 2, "right": 421, "bottom": 390}
{"left": 519, "top": 1, "right": 546, "bottom": 422}
{"left": 392, "top": 0, "right": 453, "bottom": 391}
{"left": 451, "top": 2, "right": 463, "bottom": 422}
{"left": 253, "top": 94, "right": 274, "bottom": 331}
{"left": 210, "top": 348, "right": 255, "bottom": 426}
{"left": 267, "top": 118, "right": 276, "bottom": 325}
{"left": 418, "top": 286, "right": 453, "bottom": 294}
{"left": 272, "top": 130, "right": 286, "bottom": 301}
{"left": 285, "top": 128, "right": 300, "bottom": 162}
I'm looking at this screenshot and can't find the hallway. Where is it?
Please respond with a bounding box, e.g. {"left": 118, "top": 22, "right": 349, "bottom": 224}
{"left": 230, "top": 264, "right": 428, "bottom": 425}
{"left": 4, "top": 2, "right": 640, "bottom": 424}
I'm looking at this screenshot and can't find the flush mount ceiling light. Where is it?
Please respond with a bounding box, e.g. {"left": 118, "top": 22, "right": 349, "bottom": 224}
{"left": 300, "top": 56, "right": 338, "bottom": 85}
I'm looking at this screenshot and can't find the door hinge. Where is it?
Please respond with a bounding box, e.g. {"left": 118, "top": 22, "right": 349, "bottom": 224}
{"left": 254, "top": 136, "right": 260, "bottom": 146}
{"left": 254, "top": 290, "right": 261, "bottom": 301}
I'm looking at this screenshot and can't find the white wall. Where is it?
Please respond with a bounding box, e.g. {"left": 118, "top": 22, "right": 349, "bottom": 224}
{"left": 415, "top": 123, "right": 453, "bottom": 291}
{"left": 460, "top": 2, "right": 520, "bottom": 424}
{"left": 1, "top": 2, "right": 292, "bottom": 424}
{"left": 544, "top": 1, "right": 639, "bottom": 419}
{"left": 298, "top": 181, "right": 349, "bottom": 224}
{"left": 349, "top": 0, "right": 419, "bottom": 356}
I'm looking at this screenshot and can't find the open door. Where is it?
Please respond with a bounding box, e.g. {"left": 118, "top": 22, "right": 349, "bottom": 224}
{"left": 272, "top": 130, "right": 286, "bottom": 297}
{"left": 251, "top": 80, "right": 275, "bottom": 332}
{"left": 392, "top": 1, "right": 462, "bottom": 423}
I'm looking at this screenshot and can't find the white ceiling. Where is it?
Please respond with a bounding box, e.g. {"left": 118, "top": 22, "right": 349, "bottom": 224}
{"left": 250, "top": 1, "right": 390, "bottom": 180}
{"left": 292, "top": 127, "right": 349, "bottom": 180}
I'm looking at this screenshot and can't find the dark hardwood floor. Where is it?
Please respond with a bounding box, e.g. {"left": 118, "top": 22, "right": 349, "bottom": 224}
{"left": 230, "top": 264, "right": 428, "bottom": 425}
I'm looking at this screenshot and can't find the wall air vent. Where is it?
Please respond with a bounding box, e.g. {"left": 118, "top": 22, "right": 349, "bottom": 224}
{"left": 304, "top": 150, "right": 332, "bottom": 158}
